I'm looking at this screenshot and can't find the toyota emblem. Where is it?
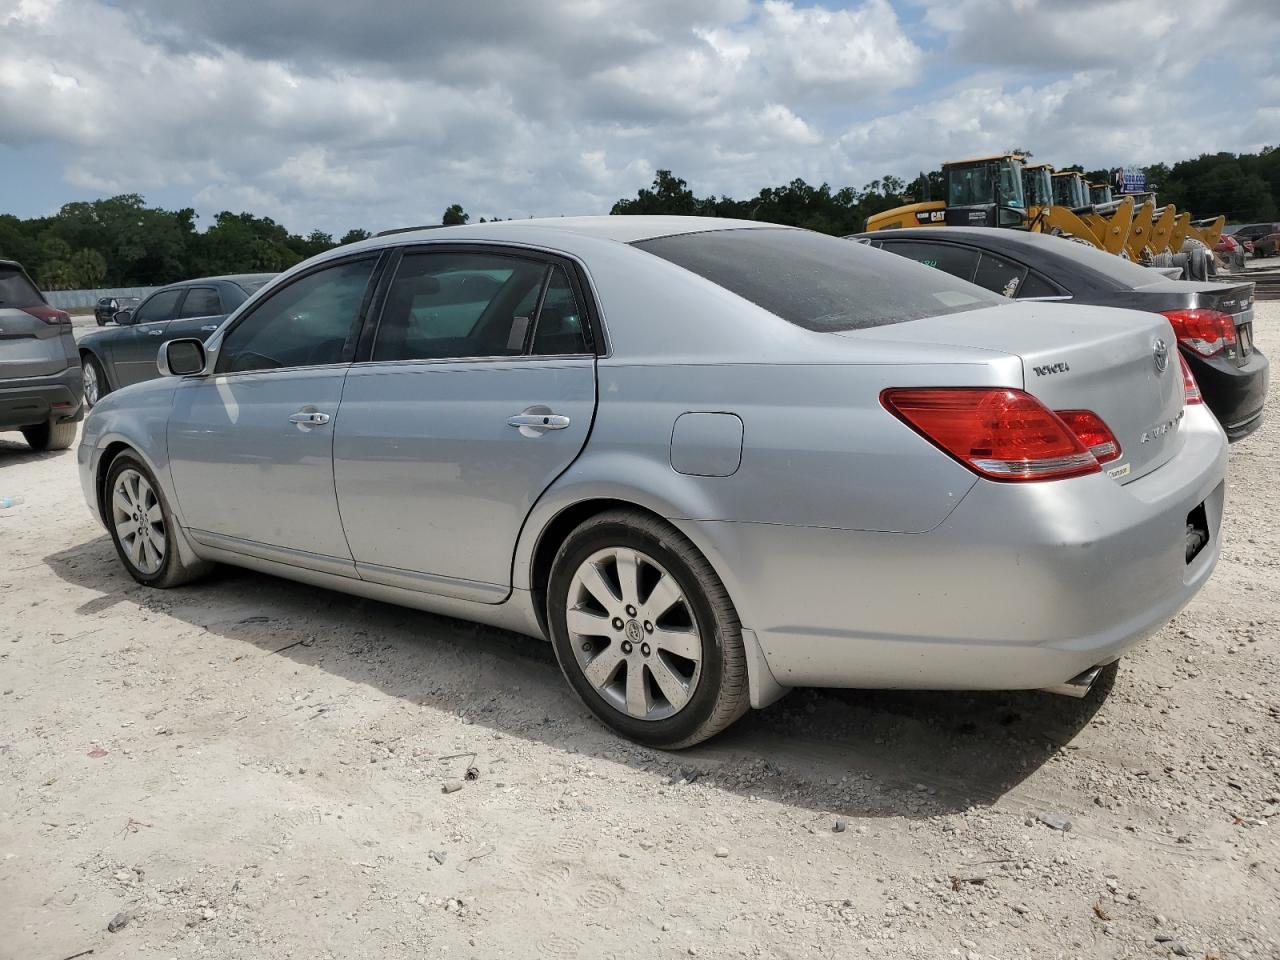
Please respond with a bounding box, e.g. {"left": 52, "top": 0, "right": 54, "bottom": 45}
{"left": 1152, "top": 337, "right": 1169, "bottom": 374}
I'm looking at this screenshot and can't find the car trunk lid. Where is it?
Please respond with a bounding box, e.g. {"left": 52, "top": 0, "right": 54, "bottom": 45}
{"left": 844, "top": 301, "right": 1186, "bottom": 483}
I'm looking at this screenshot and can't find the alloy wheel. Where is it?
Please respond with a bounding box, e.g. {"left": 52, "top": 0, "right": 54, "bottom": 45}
{"left": 565, "top": 547, "right": 702, "bottom": 721}
{"left": 111, "top": 468, "right": 166, "bottom": 575}
{"left": 82, "top": 360, "right": 100, "bottom": 407}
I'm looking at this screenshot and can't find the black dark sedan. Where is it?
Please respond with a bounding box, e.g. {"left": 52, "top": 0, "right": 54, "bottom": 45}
{"left": 78, "top": 274, "right": 274, "bottom": 407}
{"left": 852, "top": 227, "right": 1269, "bottom": 441}
{"left": 93, "top": 295, "right": 140, "bottom": 326}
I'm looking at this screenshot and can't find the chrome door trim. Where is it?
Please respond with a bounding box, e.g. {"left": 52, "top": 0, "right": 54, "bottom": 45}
{"left": 186, "top": 528, "right": 358, "bottom": 578}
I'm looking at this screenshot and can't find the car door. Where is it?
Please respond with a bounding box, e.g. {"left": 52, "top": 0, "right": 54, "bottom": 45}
{"left": 164, "top": 285, "right": 227, "bottom": 342}
{"left": 112, "top": 287, "right": 182, "bottom": 386}
{"left": 167, "top": 255, "right": 381, "bottom": 574}
{"left": 333, "top": 247, "right": 597, "bottom": 602}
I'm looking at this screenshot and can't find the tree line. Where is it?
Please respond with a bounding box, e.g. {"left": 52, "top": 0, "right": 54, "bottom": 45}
{"left": 2, "top": 147, "right": 1275, "bottom": 290}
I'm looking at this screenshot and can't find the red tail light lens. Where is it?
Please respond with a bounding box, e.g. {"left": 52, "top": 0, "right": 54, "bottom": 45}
{"left": 23, "top": 305, "right": 71, "bottom": 326}
{"left": 1178, "top": 352, "right": 1203, "bottom": 405}
{"left": 1161, "top": 308, "right": 1236, "bottom": 357}
{"left": 881, "top": 387, "right": 1100, "bottom": 482}
{"left": 1056, "top": 410, "right": 1121, "bottom": 463}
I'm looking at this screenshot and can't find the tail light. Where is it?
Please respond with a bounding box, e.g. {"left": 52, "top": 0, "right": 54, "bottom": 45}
{"left": 1161, "top": 308, "right": 1236, "bottom": 357}
{"left": 23, "top": 305, "right": 71, "bottom": 326}
{"left": 1178, "top": 352, "right": 1203, "bottom": 405}
{"left": 1056, "top": 410, "right": 1121, "bottom": 463}
{"left": 881, "top": 387, "right": 1101, "bottom": 482}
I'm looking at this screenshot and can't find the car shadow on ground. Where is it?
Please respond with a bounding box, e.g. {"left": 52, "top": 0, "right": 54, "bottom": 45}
{"left": 44, "top": 533, "right": 1114, "bottom": 820}
{"left": 0, "top": 434, "right": 76, "bottom": 465}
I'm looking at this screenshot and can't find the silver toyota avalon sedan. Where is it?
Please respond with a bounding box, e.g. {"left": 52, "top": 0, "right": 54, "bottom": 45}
{"left": 78, "top": 217, "right": 1227, "bottom": 747}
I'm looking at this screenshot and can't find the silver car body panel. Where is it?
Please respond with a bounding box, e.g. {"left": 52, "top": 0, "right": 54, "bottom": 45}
{"left": 78, "top": 216, "right": 1228, "bottom": 706}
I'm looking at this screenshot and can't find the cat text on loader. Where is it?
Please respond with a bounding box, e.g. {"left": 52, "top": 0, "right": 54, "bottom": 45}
{"left": 864, "top": 154, "right": 1029, "bottom": 232}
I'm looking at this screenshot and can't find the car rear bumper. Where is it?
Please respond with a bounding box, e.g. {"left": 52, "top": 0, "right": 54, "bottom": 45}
{"left": 685, "top": 404, "right": 1228, "bottom": 692}
{"left": 0, "top": 365, "right": 84, "bottom": 430}
{"left": 1189, "top": 347, "right": 1268, "bottom": 442}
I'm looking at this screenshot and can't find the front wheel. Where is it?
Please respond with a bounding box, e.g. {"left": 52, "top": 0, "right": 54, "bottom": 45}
{"left": 104, "top": 453, "right": 212, "bottom": 587}
{"left": 22, "top": 419, "right": 77, "bottom": 451}
{"left": 547, "top": 510, "right": 748, "bottom": 748}
{"left": 82, "top": 355, "right": 108, "bottom": 408}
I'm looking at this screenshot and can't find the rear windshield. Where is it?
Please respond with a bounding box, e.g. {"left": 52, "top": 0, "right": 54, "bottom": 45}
{"left": 237, "top": 278, "right": 272, "bottom": 294}
{"left": 0, "top": 265, "right": 44, "bottom": 308}
{"left": 633, "top": 228, "right": 1003, "bottom": 331}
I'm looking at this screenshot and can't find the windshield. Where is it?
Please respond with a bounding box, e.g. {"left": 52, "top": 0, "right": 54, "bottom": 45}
{"left": 1025, "top": 168, "right": 1053, "bottom": 207}
{"left": 633, "top": 228, "right": 1004, "bottom": 332}
{"left": 947, "top": 159, "right": 1024, "bottom": 209}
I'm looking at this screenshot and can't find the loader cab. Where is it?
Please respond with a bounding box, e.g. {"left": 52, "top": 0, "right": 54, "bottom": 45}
{"left": 1089, "top": 183, "right": 1113, "bottom": 205}
{"left": 942, "top": 155, "right": 1027, "bottom": 228}
{"left": 1023, "top": 164, "right": 1055, "bottom": 210}
{"left": 1052, "top": 172, "right": 1090, "bottom": 211}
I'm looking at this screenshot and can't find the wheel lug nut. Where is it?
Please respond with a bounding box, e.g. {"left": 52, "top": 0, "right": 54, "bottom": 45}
{"left": 644, "top": 621, "right": 653, "bottom": 633}
{"left": 626, "top": 604, "right": 637, "bottom": 617}
{"left": 621, "top": 640, "right": 633, "bottom": 654}
{"left": 641, "top": 643, "right": 651, "bottom": 656}
{"left": 581, "top": 642, "right": 591, "bottom": 652}
{"left": 612, "top": 617, "right": 624, "bottom": 631}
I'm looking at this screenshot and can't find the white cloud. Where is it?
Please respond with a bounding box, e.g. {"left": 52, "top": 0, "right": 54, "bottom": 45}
{"left": 0, "top": 0, "right": 1275, "bottom": 235}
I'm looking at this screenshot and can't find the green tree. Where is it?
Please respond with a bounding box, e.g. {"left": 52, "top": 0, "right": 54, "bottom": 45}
{"left": 39, "top": 259, "right": 77, "bottom": 290}
{"left": 339, "top": 228, "right": 372, "bottom": 245}
{"left": 442, "top": 204, "right": 469, "bottom": 226}
{"left": 69, "top": 248, "right": 108, "bottom": 287}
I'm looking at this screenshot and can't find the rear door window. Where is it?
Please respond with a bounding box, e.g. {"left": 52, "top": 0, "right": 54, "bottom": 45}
{"left": 880, "top": 240, "right": 982, "bottom": 283}
{"left": 973, "top": 252, "right": 1029, "bottom": 298}
{"left": 530, "top": 266, "right": 589, "bottom": 355}
{"left": 634, "top": 229, "right": 1001, "bottom": 332}
{"left": 133, "top": 288, "right": 182, "bottom": 325}
{"left": 0, "top": 266, "right": 45, "bottom": 308}
{"left": 178, "top": 287, "right": 222, "bottom": 318}
{"left": 1016, "top": 271, "right": 1064, "bottom": 299}
{"left": 372, "top": 252, "right": 550, "bottom": 361}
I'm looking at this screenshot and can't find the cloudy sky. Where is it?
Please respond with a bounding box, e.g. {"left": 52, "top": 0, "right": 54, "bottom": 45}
{"left": 2, "top": 0, "right": 1277, "bottom": 236}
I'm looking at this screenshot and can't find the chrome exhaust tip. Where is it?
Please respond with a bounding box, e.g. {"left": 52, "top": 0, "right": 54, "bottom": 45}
{"left": 1041, "top": 664, "right": 1104, "bottom": 699}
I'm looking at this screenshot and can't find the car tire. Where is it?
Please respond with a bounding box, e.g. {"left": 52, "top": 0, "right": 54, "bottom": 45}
{"left": 547, "top": 509, "right": 748, "bottom": 748}
{"left": 82, "top": 354, "right": 109, "bottom": 408}
{"left": 104, "top": 452, "right": 213, "bottom": 588}
{"left": 21, "top": 419, "right": 77, "bottom": 452}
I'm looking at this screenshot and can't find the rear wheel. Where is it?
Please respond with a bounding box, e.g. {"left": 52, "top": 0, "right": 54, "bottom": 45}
{"left": 104, "top": 453, "right": 212, "bottom": 587}
{"left": 547, "top": 510, "right": 748, "bottom": 748}
{"left": 22, "top": 419, "right": 77, "bottom": 451}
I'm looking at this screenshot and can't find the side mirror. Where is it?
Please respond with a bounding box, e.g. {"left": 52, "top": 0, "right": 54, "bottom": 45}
{"left": 158, "top": 338, "right": 207, "bottom": 377}
{"left": 113, "top": 309, "right": 134, "bottom": 325}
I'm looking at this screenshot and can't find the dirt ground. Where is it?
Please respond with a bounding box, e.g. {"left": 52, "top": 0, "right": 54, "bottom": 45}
{"left": 2, "top": 307, "right": 1278, "bottom": 960}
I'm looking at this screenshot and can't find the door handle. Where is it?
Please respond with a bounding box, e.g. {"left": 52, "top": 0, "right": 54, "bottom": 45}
{"left": 288, "top": 411, "right": 331, "bottom": 425}
{"left": 147, "top": 329, "right": 164, "bottom": 336}
{"left": 507, "top": 413, "right": 570, "bottom": 430}
{"left": 200, "top": 324, "right": 218, "bottom": 332}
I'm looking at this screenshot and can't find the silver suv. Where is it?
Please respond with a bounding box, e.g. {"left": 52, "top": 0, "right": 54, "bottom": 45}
{"left": 0, "top": 259, "right": 83, "bottom": 451}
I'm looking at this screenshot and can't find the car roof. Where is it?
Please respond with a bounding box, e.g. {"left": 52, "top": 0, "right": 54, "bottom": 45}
{"left": 358, "top": 215, "right": 780, "bottom": 248}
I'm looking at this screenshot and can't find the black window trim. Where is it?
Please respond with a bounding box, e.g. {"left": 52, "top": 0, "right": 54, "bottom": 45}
{"left": 210, "top": 251, "right": 389, "bottom": 377}
{"left": 350, "top": 242, "right": 605, "bottom": 368}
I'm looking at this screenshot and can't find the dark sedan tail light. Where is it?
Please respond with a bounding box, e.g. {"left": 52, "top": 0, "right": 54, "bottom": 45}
{"left": 1161, "top": 308, "right": 1236, "bottom": 357}
{"left": 881, "top": 387, "right": 1102, "bottom": 482}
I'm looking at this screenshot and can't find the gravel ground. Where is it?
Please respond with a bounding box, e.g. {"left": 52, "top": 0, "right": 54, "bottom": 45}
{"left": 3, "top": 304, "right": 1278, "bottom": 960}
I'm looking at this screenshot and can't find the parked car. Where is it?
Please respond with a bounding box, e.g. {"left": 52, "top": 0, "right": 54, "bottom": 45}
{"left": 854, "top": 227, "right": 1268, "bottom": 442}
{"left": 94, "top": 296, "right": 141, "bottom": 326}
{"left": 1228, "top": 222, "right": 1280, "bottom": 258}
{"left": 0, "top": 258, "right": 83, "bottom": 451}
{"left": 77, "top": 274, "right": 274, "bottom": 407}
{"left": 1213, "top": 233, "right": 1249, "bottom": 270}
{"left": 1253, "top": 230, "right": 1280, "bottom": 259}
{"left": 79, "top": 218, "right": 1226, "bottom": 747}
